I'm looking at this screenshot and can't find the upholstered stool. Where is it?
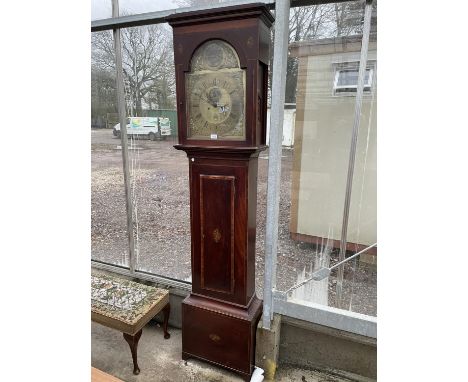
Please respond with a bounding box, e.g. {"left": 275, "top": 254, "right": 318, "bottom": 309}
{"left": 91, "top": 269, "right": 170, "bottom": 374}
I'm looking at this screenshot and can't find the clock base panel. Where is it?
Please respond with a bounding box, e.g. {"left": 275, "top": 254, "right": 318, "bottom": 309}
{"left": 182, "top": 293, "right": 262, "bottom": 381}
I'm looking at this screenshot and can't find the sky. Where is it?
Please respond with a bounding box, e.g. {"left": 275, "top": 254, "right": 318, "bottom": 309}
{"left": 91, "top": 0, "right": 178, "bottom": 20}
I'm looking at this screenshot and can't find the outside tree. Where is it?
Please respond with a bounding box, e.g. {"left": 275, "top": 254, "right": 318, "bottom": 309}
{"left": 91, "top": 2, "right": 369, "bottom": 125}
{"left": 91, "top": 66, "right": 118, "bottom": 128}
{"left": 91, "top": 22, "right": 175, "bottom": 120}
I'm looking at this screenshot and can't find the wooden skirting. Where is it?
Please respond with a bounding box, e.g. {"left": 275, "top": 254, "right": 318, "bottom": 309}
{"left": 290, "top": 232, "right": 377, "bottom": 257}
{"left": 91, "top": 367, "right": 124, "bottom": 382}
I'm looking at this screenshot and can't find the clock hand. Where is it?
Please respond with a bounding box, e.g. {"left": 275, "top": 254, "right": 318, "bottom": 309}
{"left": 218, "top": 104, "right": 230, "bottom": 113}
{"left": 199, "top": 94, "right": 217, "bottom": 108}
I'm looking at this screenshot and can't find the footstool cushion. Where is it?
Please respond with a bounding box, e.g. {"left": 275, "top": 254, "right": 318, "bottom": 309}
{"left": 91, "top": 269, "right": 169, "bottom": 335}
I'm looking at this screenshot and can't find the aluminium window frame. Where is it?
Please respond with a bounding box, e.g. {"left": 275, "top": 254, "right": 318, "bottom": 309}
{"left": 90, "top": 0, "right": 376, "bottom": 339}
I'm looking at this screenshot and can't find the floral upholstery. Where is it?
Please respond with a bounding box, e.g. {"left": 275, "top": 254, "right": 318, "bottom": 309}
{"left": 91, "top": 269, "right": 169, "bottom": 334}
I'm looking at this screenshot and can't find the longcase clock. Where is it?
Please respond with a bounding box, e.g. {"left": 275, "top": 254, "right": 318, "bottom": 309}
{"left": 167, "top": 4, "right": 274, "bottom": 381}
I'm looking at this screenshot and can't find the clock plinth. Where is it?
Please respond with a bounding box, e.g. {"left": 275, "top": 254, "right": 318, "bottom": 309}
{"left": 182, "top": 294, "right": 262, "bottom": 382}
{"left": 168, "top": 4, "right": 273, "bottom": 380}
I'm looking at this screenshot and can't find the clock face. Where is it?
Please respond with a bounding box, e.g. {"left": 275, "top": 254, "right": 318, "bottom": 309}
{"left": 186, "top": 40, "right": 246, "bottom": 140}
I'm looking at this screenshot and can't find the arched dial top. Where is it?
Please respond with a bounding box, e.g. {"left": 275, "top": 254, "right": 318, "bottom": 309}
{"left": 186, "top": 40, "right": 246, "bottom": 141}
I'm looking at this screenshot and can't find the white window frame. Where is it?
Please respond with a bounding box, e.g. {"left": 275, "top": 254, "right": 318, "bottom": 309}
{"left": 333, "top": 63, "right": 374, "bottom": 95}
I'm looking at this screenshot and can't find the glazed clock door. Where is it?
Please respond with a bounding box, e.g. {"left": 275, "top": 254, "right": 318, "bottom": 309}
{"left": 186, "top": 40, "right": 246, "bottom": 141}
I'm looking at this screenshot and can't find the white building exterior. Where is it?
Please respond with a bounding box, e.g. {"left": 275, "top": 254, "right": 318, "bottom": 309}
{"left": 266, "top": 106, "right": 296, "bottom": 147}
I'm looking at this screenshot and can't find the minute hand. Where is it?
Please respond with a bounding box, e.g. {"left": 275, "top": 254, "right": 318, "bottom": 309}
{"left": 199, "top": 94, "right": 217, "bottom": 107}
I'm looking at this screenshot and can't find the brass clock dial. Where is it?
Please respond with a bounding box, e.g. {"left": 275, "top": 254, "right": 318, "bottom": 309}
{"left": 186, "top": 40, "right": 246, "bottom": 140}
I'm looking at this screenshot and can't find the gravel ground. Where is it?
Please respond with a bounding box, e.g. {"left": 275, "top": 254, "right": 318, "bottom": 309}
{"left": 91, "top": 129, "right": 376, "bottom": 316}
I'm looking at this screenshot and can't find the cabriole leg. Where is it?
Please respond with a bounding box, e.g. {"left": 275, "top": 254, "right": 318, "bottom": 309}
{"left": 123, "top": 329, "right": 142, "bottom": 375}
{"left": 162, "top": 303, "right": 171, "bottom": 339}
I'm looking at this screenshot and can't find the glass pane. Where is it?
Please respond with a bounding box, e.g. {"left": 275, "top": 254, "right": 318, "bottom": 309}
{"left": 117, "top": 0, "right": 177, "bottom": 15}
{"left": 130, "top": 132, "right": 191, "bottom": 281}
{"left": 274, "top": 1, "right": 377, "bottom": 316}
{"left": 339, "top": 9, "right": 377, "bottom": 317}
{"left": 337, "top": 69, "right": 371, "bottom": 86}
{"left": 91, "top": 31, "right": 129, "bottom": 267}
{"left": 92, "top": 0, "right": 112, "bottom": 21}
{"left": 115, "top": 0, "right": 245, "bottom": 17}
{"left": 93, "top": 0, "right": 243, "bottom": 21}
{"left": 337, "top": 69, "right": 358, "bottom": 86}
{"left": 109, "top": 24, "right": 190, "bottom": 281}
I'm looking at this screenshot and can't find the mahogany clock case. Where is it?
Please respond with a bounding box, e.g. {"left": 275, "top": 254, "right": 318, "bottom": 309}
{"left": 167, "top": 4, "right": 274, "bottom": 381}
{"left": 167, "top": 3, "right": 274, "bottom": 148}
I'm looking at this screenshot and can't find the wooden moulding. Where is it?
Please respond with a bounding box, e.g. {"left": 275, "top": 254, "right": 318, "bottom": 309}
{"left": 165, "top": 3, "right": 274, "bottom": 29}
{"left": 174, "top": 144, "right": 266, "bottom": 158}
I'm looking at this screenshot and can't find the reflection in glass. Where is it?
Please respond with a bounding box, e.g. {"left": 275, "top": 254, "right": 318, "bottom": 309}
{"left": 273, "top": 1, "right": 377, "bottom": 316}
{"left": 342, "top": 50, "right": 377, "bottom": 315}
